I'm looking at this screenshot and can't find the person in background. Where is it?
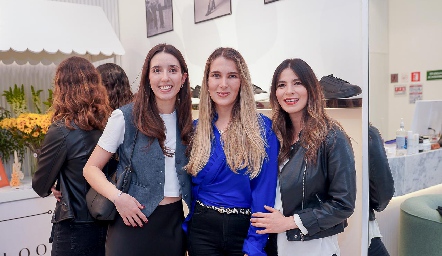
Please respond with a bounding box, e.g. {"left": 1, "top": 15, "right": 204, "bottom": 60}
{"left": 51, "top": 63, "right": 134, "bottom": 200}
{"left": 206, "top": 0, "right": 216, "bottom": 16}
{"left": 157, "top": 1, "right": 165, "bottom": 29}
{"left": 184, "top": 47, "right": 279, "bottom": 256}
{"left": 150, "top": 2, "right": 158, "bottom": 30}
{"left": 96, "top": 63, "right": 134, "bottom": 110}
{"left": 83, "top": 43, "right": 193, "bottom": 256}
{"left": 96, "top": 62, "right": 134, "bottom": 176}
{"left": 250, "top": 58, "right": 356, "bottom": 256}
{"left": 32, "top": 56, "right": 112, "bottom": 256}
{"left": 368, "top": 124, "right": 394, "bottom": 256}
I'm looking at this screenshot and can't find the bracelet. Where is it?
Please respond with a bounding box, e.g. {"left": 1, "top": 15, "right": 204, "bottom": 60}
{"left": 113, "top": 191, "right": 123, "bottom": 203}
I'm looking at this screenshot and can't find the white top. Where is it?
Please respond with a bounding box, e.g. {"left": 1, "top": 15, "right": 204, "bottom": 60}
{"left": 98, "top": 109, "right": 180, "bottom": 197}
{"left": 368, "top": 220, "right": 382, "bottom": 245}
{"left": 160, "top": 111, "right": 180, "bottom": 197}
{"left": 274, "top": 178, "right": 340, "bottom": 256}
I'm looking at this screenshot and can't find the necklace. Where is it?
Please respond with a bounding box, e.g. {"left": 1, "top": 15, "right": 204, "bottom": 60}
{"left": 216, "top": 119, "right": 231, "bottom": 135}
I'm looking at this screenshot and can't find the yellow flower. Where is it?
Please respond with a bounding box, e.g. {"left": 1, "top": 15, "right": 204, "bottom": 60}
{"left": 1, "top": 112, "right": 52, "bottom": 154}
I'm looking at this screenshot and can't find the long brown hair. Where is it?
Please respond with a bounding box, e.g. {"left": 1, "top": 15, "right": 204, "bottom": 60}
{"left": 132, "top": 44, "right": 193, "bottom": 156}
{"left": 185, "top": 47, "right": 267, "bottom": 178}
{"left": 270, "top": 58, "right": 343, "bottom": 165}
{"left": 52, "top": 56, "right": 111, "bottom": 130}
{"left": 97, "top": 63, "right": 133, "bottom": 110}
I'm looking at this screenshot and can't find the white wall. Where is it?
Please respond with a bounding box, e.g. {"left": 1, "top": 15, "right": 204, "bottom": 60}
{"left": 386, "top": 0, "right": 442, "bottom": 139}
{"left": 119, "top": 1, "right": 367, "bottom": 255}
{"left": 119, "top": 0, "right": 366, "bottom": 93}
{"left": 369, "top": 0, "right": 389, "bottom": 136}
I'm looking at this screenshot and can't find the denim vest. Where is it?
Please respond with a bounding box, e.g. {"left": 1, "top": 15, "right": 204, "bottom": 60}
{"left": 118, "top": 104, "right": 191, "bottom": 217}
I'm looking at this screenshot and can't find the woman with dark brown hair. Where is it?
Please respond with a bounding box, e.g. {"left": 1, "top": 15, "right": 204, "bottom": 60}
{"left": 84, "top": 43, "right": 193, "bottom": 256}
{"left": 32, "top": 56, "right": 112, "bottom": 256}
{"left": 250, "top": 58, "right": 356, "bottom": 256}
{"left": 96, "top": 63, "right": 133, "bottom": 110}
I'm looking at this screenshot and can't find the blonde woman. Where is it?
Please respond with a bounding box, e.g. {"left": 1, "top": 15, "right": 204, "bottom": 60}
{"left": 184, "top": 47, "right": 279, "bottom": 256}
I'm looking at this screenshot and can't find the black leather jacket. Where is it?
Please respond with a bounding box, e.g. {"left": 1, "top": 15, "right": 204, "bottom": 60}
{"left": 279, "top": 127, "right": 356, "bottom": 241}
{"left": 368, "top": 125, "right": 394, "bottom": 221}
{"left": 32, "top": 121, "right": 102, "bottom": 223}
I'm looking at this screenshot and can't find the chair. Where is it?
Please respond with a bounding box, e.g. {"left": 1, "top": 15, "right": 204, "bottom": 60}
{"left": 399, "top": 194, "right": 442, "bottom": 256}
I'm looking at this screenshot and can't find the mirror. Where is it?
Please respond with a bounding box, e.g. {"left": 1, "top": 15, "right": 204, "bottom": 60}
{"left": 369, "top": 0, "right": 442, "bottom": 255}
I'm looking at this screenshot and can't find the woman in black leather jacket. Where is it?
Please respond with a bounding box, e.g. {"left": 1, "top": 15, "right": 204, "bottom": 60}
{"left": 368, "top": 124, "right": 394, "bottom": 256}
{"left": 32, "top": 56, "right": 111, "bottom": 256}
{"left": 251, "top": 59, "right": 356, "bottom": 256}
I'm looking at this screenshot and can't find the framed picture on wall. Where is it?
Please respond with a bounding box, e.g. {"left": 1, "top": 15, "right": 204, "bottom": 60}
{"left": 146, "top": 0, "right": 173, "bottom": 37}
{"left": 264, "top": 0, "right": 279, "bottom": 4}
{"left": 194, "top": 0, "right": 232, "bottom": 24}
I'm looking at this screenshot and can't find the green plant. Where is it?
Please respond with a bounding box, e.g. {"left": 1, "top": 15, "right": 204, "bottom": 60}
{"left": 0, "top": 107, "right": 24, "bottom": 162}
{"left": 31, "top": 85, "right": 44, "bottom": 114}
{"left": 2, "top": 84, "right": 27, "bottom": 117}
{"left": 43, "top": 89, "right": 53, "bottom": 109}
{"left": 1, "top": 84, "right": 53, "bottom": 163}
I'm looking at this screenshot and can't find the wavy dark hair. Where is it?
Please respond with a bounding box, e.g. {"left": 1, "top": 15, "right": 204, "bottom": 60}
{"left": 270, "top": 58, "right": 343, "bottom": 165}
{"left": 97, "top": 63, "right": 134, "bottom": 110}
{"left": 133, "top": 44, "right": 193, "bottom": 156}
{"left": 52, "top": 56, "right": 111, "bottom": 130}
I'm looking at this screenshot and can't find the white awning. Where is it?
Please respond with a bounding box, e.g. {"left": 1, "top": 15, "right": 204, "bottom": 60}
{"left": 0, "top": 0, "right": 125, "bottom": 64}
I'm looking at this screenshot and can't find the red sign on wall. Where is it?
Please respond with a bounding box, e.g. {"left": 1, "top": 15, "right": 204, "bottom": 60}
{"left": 394, "top": 85, "right": 406, "bottom": 95}
{"left": 411, "top": 72, "right": 420, "bottom": 82}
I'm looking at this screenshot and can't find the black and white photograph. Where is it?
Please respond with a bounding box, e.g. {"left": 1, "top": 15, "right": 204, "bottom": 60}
{"left": 264, "top": 0, "right": 279, "bottom": 4}
{"left": 194, "top": 0, "right": 231, "bottom": 24}
{"left": 146, "top": 0, "right": 173, "bottom": 37}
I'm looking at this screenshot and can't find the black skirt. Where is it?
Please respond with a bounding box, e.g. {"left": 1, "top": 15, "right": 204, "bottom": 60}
{"left": 106, "top": 200, "right": 186, "bottom": 256}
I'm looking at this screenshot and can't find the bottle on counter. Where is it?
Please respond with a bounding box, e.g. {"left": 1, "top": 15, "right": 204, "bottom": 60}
{"left": 418, "top": 136, "right": 424, "bottom": 153}
{"left": 422, "top": 137, "right": 431, "bottom": 152}
{"left": 396, "top": 118, "right": 407, "bottom": 156}
{"left": 413, "top": 133, "right": 420, "bottom": 154}
{"left": 407, "top": 131, "right": 414, "bottom": 155}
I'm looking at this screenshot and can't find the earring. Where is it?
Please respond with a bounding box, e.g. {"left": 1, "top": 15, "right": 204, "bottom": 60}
{"left": 181, "top": 84, "right": 184, "bottom": 88}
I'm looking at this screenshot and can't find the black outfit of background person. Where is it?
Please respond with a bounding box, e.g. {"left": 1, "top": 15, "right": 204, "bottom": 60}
{"left": 33, "top": 121, "right": 107, "bottom": 256}
{"left": 32, "top": 56, "right": 111, "bottom": 256}
{"left": 368, "top": 125, "right": 395, "bottom": 256}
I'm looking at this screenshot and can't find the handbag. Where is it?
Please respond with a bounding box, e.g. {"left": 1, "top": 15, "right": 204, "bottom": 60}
{"left": 86, "top": 131, "right": 138, "bottom": 221}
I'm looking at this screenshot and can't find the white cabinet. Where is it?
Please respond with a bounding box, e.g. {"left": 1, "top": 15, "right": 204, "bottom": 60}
{"left": 0, "top": 180, "right": 55, "bottom": 255}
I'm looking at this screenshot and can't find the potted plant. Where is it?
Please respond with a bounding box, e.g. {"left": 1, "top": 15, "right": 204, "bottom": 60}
{"left": 0, "top": 107, "right": 23, "bottom": 162}
{"left": 0, "top": 85, "right": 52, "bottom": 177}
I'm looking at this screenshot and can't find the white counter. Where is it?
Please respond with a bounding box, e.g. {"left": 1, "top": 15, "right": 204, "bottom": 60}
{"left": 388, "top": 148, "right": 442, "bottom": 196}
{"left": 0, "top": 179, "right": 55, "bottom": 254}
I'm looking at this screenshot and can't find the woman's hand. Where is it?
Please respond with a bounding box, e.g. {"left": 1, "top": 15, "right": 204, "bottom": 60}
{"left": 114, "top": 192, "right": 148, "bottom": 227}
{"left": 250, "top": 205, "right": 298, "bottom": 234}
{"left": 51, "top": 186, "right": 62, "bottom": 202}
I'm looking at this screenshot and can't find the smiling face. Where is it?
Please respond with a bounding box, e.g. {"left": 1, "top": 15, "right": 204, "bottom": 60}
{"left": 275, "top": 68, "right": 308, "bottom": 120}
{"left": 207, "top": 56, "right": 241, "bottom": 113}
{"left": 149, "top": 52, "right": 187, "bottom": 112}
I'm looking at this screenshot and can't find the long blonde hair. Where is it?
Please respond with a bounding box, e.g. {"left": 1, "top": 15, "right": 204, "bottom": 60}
{"left": 186, "top": 47, "right": 267, "bottom": 178}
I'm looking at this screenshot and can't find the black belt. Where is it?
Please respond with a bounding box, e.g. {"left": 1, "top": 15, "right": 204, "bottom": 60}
{"left": 196, "top": 200, "right": 251, "bottom": 215}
